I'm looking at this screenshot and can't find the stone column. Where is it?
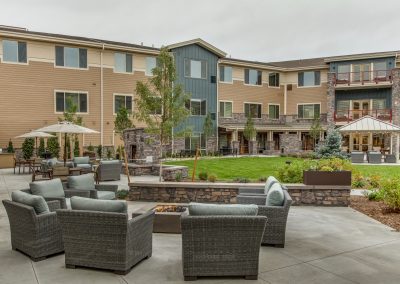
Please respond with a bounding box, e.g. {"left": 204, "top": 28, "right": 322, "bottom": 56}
{"left": 327, "top": 72, "right": 336, "bottom": 130}
{"left": 391, "top": 68, "right": 400, "bottom": 160}
{"left": 266, "top": 131, "right": 274, "bottom": 150}
{"left": 248, "top": 139, "right": 258, "bottom": 155}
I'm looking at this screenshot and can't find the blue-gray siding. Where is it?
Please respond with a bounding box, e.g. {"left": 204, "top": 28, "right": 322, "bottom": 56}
{"left": 335, "top": 88, "right": 392, "bottom": 108}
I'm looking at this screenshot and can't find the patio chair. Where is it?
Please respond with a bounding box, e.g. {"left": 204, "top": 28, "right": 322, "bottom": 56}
{"left": 367, "top": 151, "right": 382, "bottom": 164}
{"left": 181, "top": 203, "right": 267, "bottom": 280}
{"left": 385, "top": 154, "right": 397, "bottom": 163}
{"left": 73, "top": 156, "right": 92, "bottom": 173}
{"left": 64, "top": 173, "right": 118, "bottom": 200}
{"left": 237, "top": 184, "right": 292, "bottom": 247}
{"left": 13, "top": 157, "right": 24, "bottom": 174}
{"left": 2, "top": 191, "right": 64, "bottom": 261}
{"left": 96, "top": 160, "right": 122, "bottom": 182}
{"left": 238, "top": 176, "right": 279, "bottom": 197}
{"left": 56, "top": 197, "right": 154, "bottom": 274}
{"left": 51, "top": 165, "right": 70, "bottom": 182}
{"left": 351, "top": 151, "right": 365, "bottom": 163}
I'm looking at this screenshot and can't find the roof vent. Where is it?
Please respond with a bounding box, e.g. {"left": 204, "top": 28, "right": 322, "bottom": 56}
{"left": 0, "top": 25, "right": 27, "bottom": 31}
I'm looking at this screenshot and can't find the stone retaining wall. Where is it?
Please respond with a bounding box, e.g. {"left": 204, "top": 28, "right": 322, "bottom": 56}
{"left": 128, "top": 182, "right": 351, "bottom": 206}
{"left": 125, "top": 164, "right": 188, "bottom": 181}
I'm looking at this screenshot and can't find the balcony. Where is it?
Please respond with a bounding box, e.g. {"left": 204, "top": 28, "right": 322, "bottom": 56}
{"left": 334, "top": 109, "right": 392, "bottom": 123}
{"left": 333, "top": 70, "right": 392, "bottom": 87}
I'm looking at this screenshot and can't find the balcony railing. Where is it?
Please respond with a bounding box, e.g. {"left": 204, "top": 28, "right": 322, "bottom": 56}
{"left": 334, "top": 109, "right": 392, "bottom": 123}
{"left": 333, "top": 70, "right": 393, "bottom": 86}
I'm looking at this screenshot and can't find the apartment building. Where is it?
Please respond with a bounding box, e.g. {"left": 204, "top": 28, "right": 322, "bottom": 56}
{"left": 1, "top": 26, "right": 399, "bottom": 156}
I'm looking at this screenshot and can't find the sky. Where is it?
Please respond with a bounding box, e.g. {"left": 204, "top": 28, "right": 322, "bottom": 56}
{"left": 2, "top": 0, "right": 400, "bottom": 62}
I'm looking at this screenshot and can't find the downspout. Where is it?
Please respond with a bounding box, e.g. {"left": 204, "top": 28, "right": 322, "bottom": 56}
{"left": 216, "top": 59, "right": 220, "bottom": 152}
{"left": 100, "top": 43, "right": 104, "bottom": 146}
{"left": 284, "top": 83, "right": 287, "bottom": 115}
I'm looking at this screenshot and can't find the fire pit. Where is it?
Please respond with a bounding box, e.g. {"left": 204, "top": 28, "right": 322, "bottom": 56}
{"left": 152, "top": 204, "right": 187, "bottom": 234}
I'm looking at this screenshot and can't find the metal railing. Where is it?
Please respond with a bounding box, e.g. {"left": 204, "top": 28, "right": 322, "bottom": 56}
{"left": 333, "top": 70, "right": 393, "bottom": 86}
{"left": 334, "top": 109, "right": 392, "bottom": 123}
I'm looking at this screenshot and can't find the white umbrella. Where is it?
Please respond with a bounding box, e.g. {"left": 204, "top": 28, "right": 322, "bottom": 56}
{"left": 16, "top": 131, "right": 55, "bottom": 156}
{"left": 35, "top": 121, "right": 99, "bottom": 165}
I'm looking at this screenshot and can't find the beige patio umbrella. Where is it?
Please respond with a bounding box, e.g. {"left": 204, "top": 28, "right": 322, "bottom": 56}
{"left": 35, "top": 121, "right": 99, "bottom": 166}
{"left": 16, "top": 131, "right": 55, "bottom": 157}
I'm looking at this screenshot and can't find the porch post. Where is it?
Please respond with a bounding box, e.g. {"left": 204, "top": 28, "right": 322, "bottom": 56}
{"left": 349, "top": 133, "right": 353, "bottom": 151}
{"left": 390, "top": 134, "right": 393, "bottom": 154}
{"left": 397, "top": 133, "right": 399, "bottom": 163}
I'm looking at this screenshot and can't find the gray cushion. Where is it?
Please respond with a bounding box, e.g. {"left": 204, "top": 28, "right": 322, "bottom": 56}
{"left": 11, "top": 191, "right": 50, "bottom": 215}
{"left": 97, "top": 191, "right": 116, "bottom": 200}
{"left": 73, "top": 156, "right": 90, "bottom": 164}
{"left": 70, "top": 196, "right": 127, "bottom": 213}
{"left": 47, "top": 158, "right": 58, "bottom": 167}
{"left": 265, "top": 176, "right": 279, "bottom": 194}
{"left": 76, "top": 163, "right": 92, "bottom": 169}
{"left": 100, "top": 160, "right": 120, "bottom": 165}
{"left": 67, "top": 174, "right": 95, "bottom": 190}
{"left": 266, "top": 183, "right": 285, "bottom": 206}
{"left": 30, "top": 178, "right": 65, "bottom": 198}
{"left": 188, "top": 203, "right": 258, "bottom": 216}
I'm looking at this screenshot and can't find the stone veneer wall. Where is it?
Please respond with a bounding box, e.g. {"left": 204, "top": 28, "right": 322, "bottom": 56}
{"left": 391, "top": 68, "right": 400, "bottom": 159}
{"left": 326, "top": 73, "right": 336, "bottom": 130}
{"left": 279, "top": 134, "right": 301, "bottom": 153}
{"left": 126, "top": 164, "right": 188, "bottom": 181}
{"left": 128, "top": 182, "right": 351, "bottom": 206}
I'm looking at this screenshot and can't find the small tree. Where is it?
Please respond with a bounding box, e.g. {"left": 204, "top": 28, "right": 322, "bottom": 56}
{"left": 47, "top": 137, "right": 60, "bottom": 158}
{"left": 316, "top": 128, "right": 346, "bottom": 159}
{"left": 74, "top": 139, "right": 80, "bottom": 157}
{"left": 114, "top": 107, "right": 133, "bottom": 180}
{"left": 310, "top": 117, "right": 323, "bottom": 150}
{"left": 97, "top": 144, "right": 103, "bottom": 159}
{"left": 203, "top": 112, "right": 214, "bottom": 155}
{"left": 135, "top": 47, "right": 190, "bottom": 181}
{"left": 87, "top": 143, "right": 94, "bottom": 152}
{"left": 22, "top": 138, "right": 34, "bottom": 160}
{"left": 7, "top": 139, "right": 14, "bottom": 153}
{"left": 59, "top": 97, "right": 83, "bottom": 158}
{"left": 38, "top": 138, "right": 46, "bottom": 158}
{"left": 243, "top": 116, "right": 256, "bottom": 142}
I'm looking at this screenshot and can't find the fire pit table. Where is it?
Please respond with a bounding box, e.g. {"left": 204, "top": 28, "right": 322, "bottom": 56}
{"left": 152, "top": 204, "right": 187, "bottom": 234}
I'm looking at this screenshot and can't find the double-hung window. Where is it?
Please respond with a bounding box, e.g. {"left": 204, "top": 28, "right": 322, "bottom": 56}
{"left": 114, "top": 53, "right": 133, "bottom": 73}
{"left": 298, "top": 71, "right": 320, "bottom": 87}
{"left": 185, "top": 133, "right": 206, "bottom": 150}
{"left": 184, "top": 59, "right": 207, "bottom": 79}
{"left": 219, "top": 66, "right": 232, "bottom": 83}
{"left": 268, "top": 73, "right": 280, "bottom": 87}
{"left": 55, "top": 91, "right": 88, "bottom": 113}
{"left": 55, "top": 46, "right": 87, "bottom": 68}
{"left": 298, "top": 104, "right": 320, "bottom": 119}
{"left": 268, "top": 104, "right": 280, "bottom": 119}
{"left": 145, "top": 57, "right": 156, "bottom": 76}
{"left": 244, "top": 103, "right": 262, "bottom": 118}
{"left": 244, "top": 69, "right": 262, "bottom": 85}
{"left": 219, "top": 101, "right": 233, "bottom": 118}
{"left": 2, "top": 40, "right": 27, "bottom": 63}
{"left": 114, "top": 95, "right": 133, "bottom": 114}
{"left": 187, "top": 99, "right": 206, "bottom": 116}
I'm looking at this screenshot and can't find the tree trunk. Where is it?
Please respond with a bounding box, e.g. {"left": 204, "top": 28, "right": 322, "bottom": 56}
{"left": 159, "top": 143, "right": 163, "bottom": 182}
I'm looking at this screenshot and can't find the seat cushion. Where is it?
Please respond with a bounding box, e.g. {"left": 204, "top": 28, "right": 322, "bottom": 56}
{"left": 29, "top": 178, "right": 65, "bottom": 198}
{"left": 265, "top": 176, "right": 279, "bottom": 194}
{"left": 67, "top": 174, "right": 95, "bottom": 190}
{"left": 47, "top": 158, "right": 58, "bottom": 167}
{"left": 266, "top": 183, "right": 285, "bottom": 206}
{"left": 76, "top": 163, "right": 92, "bottom": 169}
{"left": 70, "top": 196, "right": 127, "bottom": 213}
{"left": 100, "top": 160, "right": 120, "bottom": 165}
{"left": 73, "top": 156, "right": 90, "bottom": 165}
{"left": 11, "top": 191, "right": 50, "bottom": 215}
{"left": 66, "top": 198, "right": 71, "bottom": 209}
{"left": 188, "top": 203, "right": 258, "bottom": 216}
{"left": 97, "top": 191, "right": 116, "bottom": 200}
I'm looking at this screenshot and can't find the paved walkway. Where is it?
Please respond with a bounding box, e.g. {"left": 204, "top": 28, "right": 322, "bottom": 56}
{"left": 1, "top": 169, "right": 399, "bottom": 283}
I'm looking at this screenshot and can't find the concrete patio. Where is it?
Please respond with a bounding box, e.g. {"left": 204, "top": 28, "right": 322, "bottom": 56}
{"left": 0, "top": 169, "right": 399, "bottom": 284}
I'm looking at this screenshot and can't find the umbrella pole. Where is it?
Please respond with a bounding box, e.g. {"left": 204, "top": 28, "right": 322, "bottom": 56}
{"left": 35, "top": 137, "right": 38, "bottom": 157}
{"left": 64, "top": 133, "right": 67, "bottom": 166}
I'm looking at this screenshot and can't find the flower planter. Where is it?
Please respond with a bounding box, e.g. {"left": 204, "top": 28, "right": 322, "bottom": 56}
{"left": 303, "top": 170, "right": 351, "bottom": 186}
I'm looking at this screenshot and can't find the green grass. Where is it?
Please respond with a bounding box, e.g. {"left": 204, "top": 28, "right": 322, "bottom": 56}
{"left": 165, "top": 156, "right": 400, "bottom": 182}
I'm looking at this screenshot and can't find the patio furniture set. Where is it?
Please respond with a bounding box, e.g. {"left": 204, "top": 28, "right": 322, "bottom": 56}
{"left": 351, "top": 151, "right": 397, "bottom": 164}
{"left": 2, "top": 175, "right": 291, "bottom": 280}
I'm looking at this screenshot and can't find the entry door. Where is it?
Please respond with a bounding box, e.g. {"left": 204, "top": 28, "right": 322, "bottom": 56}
{"left": 353, "top": 134, "right": 370, "bottom": 152}
{"left": 353, "top": 101, "right": 369, "bottom": 119}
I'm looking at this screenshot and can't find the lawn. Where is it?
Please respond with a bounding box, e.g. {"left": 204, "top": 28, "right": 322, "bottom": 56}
{"left": 164, "top": 156, "right": 400, "bottom": 182}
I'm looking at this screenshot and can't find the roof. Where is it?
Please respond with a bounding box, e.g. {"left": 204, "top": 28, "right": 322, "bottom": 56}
{"left": 338, "top": 116, "right": 400, "bottom": 133}
{"left": 267, "top": 57, "right": 327, "bottom": 68}
{"left": 167, "top": 38, "right": 227, "bottom": 57}
{"left": 324, "top": 50, "right": 399, "bottom": 63}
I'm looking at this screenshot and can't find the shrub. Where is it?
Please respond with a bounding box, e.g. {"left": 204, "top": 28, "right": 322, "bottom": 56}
{"left": 258, "top": 176, "right": 267, "bottom": 182}
{"left": 175, "top": 172, "right": 183, "bottom": 182}
{"left": 316, "top": 158, "right": 353, "bottom": 171}
{"left": 352, "top": 173, "right": 366, "bottom": 188}
{"left": 319, "top": 165, "right": 334, "bottom": 172}
{"left": 87, "top": 144, "right": 94, "bottom": 152}
{"left": 315, "top": 129, "right": 348, "bottom": 159}
{"left": 22, "top": 138, "right": 34, "bottom": 160}
{"left": 198, "top": 171, "right": 208, "bottom": 181}
{"left": 107, "top": 148, "right": 112, "bottom": 159}
{"left": 366, "top": 175, "right": 381, "bottom": 189}
{"left": 380, "top": 178, "right": 400, "bottom": 210}
{"left": 38, "top": 138, "right": 45, "bottom": 158}
{"left": 365, "top": 189, "right": 383, "bottom": 201}
{"left": 233, "top": 177, "right": 250, "bottom": 183}
{"left": 277, "top": 160, "right": 309, "bottom": 183}
{"left": 208, "top": 174, "right": 217, "bottom": 182}
{"left": 97, "top": 145, "right": 103, "bottom": 158}
{"left": 116, "top": 189, "right": 129, "bottom": 199}
{"left": 47, "top": 137, "right": 60, "bottom": 158}
{"left": 7, "top": 139, "right": 14, "bottom": 153}
{"left": 73, "top": 139, "right": 80, "bottom": 157}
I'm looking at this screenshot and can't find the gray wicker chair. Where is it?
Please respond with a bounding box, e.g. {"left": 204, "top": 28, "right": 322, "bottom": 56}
{"left": 21, "top": 188, "right": 90, "bottom": 209}
{"left": 56, "top": 209, "right": 154, "bottom": 274}
{"left": 63, "top": 174, "right": 118, "bottom": 200}
{"left": 237, "top": 190, "right": 292, "bottom": 247}
{"left": 96, "top": 160, "right": 122, "bottom": 182}
{"left": 2, "top": 199, "right": 64, "bottom": 261}
{"left": 181, "top": 213, "right": 267, "bottom": 280}
{"left": 367, "top": 151, "right": 382, "bottom": 164}
{"left": 351, "top": 151, "right": 365, "bottom": 163}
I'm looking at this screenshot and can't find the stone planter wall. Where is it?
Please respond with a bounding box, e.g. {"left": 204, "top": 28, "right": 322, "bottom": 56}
{"left": 125, "top": 164, "right": 188, "bottom": 181}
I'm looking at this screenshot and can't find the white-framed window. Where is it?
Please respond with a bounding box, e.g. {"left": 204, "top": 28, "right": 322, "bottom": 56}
{"left": 55, "top": 46, "right": 87, "bottom": 69}
{"left": 55, "top": 91, "right": 88, "bottom": 113}
{"left": 219, "top": 66, "right": 233, "bottom": 83}
{"left": 298, "top": 103, "right": 320, "bottom": 119}
{"left": 244, "top": 69, "right": 262, "bottom": 85}
{"left": 114, "top": 94, "right": 133, "bottom": 114}
{"left": 268, "top": 104, "right": 280, "bottom": 119}
{"left": 186, "top": 99, "right": 206, "bottom": 116}
{"left": 2, "top": 40, "right": 27, "bottom": 63}
{"left": 184, "top": 59, "right": 207, "bottom": 79}
{"left": 114, "top": 53, "right": 133, "bottom": 73}
{"left": 244, "top": 103, "right": 262, "bottom": 118}
{"left": 145, "top": 57, "right": 157, "bottom": 76}
{"left": 268, "top": 73, "right": 280, "bottom": 87}
{"left": 185, "top": 133, "right": 206, "bottom": 150}
{"left": 219, "top": 101, "right": 233, "bottom": 118}
{"left": 298, "top": 71, "right": 320, "bottom": 87}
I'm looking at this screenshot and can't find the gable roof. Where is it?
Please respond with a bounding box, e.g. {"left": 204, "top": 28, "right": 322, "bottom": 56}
{"left": 338, "top": 116, "right": 400, "bottom": 133}
{"left": 167, "top": 38, "right": 227, "bottom": 57}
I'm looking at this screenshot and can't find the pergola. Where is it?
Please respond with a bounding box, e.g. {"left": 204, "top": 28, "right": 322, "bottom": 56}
{"left": 338, "top": 115, "right": 400, "bottom": 163}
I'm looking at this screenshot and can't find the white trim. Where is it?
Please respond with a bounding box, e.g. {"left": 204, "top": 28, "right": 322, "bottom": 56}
{"left": 219, "top": 65, "right": 233, "bottom": 84}
{"left": 167, "top": 38, "right": 227, "bottom": 58}
{"left": 267, "top": 72, "right": 280, "bottom": 88}
{"left": 296, "top": 102, "right": 321, "bottom": 119}
{"left": 189, "top": 99, "right": 207, "bottom": 116}
{"left": 53, "top": 45, "right": 89, "bottom": 71}
{"left": 113, "top": 93, "right": 134, "bottom": 115}
{"left": 244, "top": 68, "right": 263, "bottom": 87}
{"left": 1, "top": 39, "right": 29, "bottom": 65}
{"left": 53, "top": 90, "right": 90, "bottom": 115}
{"left": 219, "top": 100, "right": 233, "bottom": 118}
{"left": 297, "top": 71, "right": 321, "bottom": 88}
{"left": 268, "top": 103, "right": 280, "bottom": 119}
{"left": 113, "top": 52, "right": 134, "bottom": 74}
{"left": 184, "top": 58, "right": 208, "bottom": 80}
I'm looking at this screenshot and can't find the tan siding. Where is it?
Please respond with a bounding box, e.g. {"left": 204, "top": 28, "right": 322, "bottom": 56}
{"left": 286, "top": 83, "right": 328, "bottom": 115}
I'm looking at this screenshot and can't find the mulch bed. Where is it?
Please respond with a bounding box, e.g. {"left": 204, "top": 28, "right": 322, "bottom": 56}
{"left": 350, "top": 196, "right": 400, "bottom": 231}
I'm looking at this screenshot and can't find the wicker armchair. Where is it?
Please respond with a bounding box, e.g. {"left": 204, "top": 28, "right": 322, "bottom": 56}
{"left": 63, "top": 182, "right": 118, "bottom": 200}
{"left": 237, "top": 190, "right": 292, "bottom": 247}
{"left": 2, "top": 199, "right": 64, "bottom": 261}
{"left": 21, "top": 188, "right": 90, "bottom": 209}
{"left": 56, "top": 209, "right": 154, "bottom": 274}
{"left": 351, "top": 151, "right": 365, "bottom": 163}
{"left": 367, "top": 151, "right": 382, "bottom": 164}
{"left": 96, "top": 160, "right": 122, "bottom": 182}
{"left": 181, "top": 213, "right": 267, "bottom": 280}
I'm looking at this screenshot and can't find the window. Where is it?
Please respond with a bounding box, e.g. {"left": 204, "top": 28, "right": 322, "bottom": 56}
{"left": 2, "top": 40, "right": 27, "bottom": 63}
{"left": 298, "top": 104, "right": 320, "bottom": 119}
{"left": 268, "top": 104, "right": 280, "bottom": 119}
{"left": 185, "top": 133, "right": 206, "bottom": 150}
{"left": 374, "top": 61, "right": 387, "bottom": 78}
{"left": 219, "top": 66, "right": 232, "bottom": 83}
{"left": 244, "top": 69, "right": 262, "bottom": 85}
{"left": 184, "top": 59, "right": 207, "bottom": 79}
{"left": 269, "top": 73, "right": 280, "bottom": 87}
{"left": 188, "top": 99, "right": 206, "bottom": 116}
{"left": 219, "top": 101, "right": 232, "bottom": 118}
{"left": 55, "top": 46, "right": 87, "bottom": 68}
{"left": 145, "top": 57, "right": 156, "bottom": 76}
{"left": 337, "top": 65, "right": 350, "bottom": 81}
{"left": 114, "top": 53, "right": 133, "bottom": 73}
{"left": 114, "top": 95, "right": 133, "bottom": 114}
{"left": 298, "top": 71, "right": 320, "bottom": 87}
{"left": 244, "top": 103, "right": 262, "bottom": 118}
{"left": 55, "top": 91, "right": 88, "bottom": 113}
{"left": 372, "top": 99, "right": 386, "bottom": 110}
